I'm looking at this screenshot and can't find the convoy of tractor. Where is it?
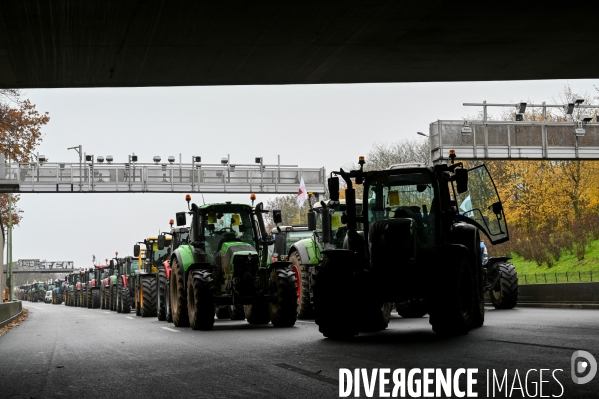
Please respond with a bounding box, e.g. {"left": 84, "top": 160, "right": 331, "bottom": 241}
{"left": 23, "top": 154, "right": 518, "bottom": 340}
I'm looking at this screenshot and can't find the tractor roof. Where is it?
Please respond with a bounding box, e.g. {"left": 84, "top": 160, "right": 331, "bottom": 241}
{"left": 198, "top": 203, "right": 253, "bottom": 212}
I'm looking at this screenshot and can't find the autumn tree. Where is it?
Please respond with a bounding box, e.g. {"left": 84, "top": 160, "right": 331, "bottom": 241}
{"left": 0, "top": 89, "right": 50, "bottom": 229}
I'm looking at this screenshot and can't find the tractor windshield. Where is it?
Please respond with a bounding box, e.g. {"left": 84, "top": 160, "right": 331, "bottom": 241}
{"left": 203, "top": 208, "right": 256, "bottom": 255}
{"left": 315, "top": 202, "right": 363, "bottom": 248}
{"left": 366, "top": 170, "right": 436, "bottom": 248}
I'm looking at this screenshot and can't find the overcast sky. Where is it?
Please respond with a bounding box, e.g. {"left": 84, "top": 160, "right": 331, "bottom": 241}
{"left": 7, "top": 79, "right": 599, "bottom": 268}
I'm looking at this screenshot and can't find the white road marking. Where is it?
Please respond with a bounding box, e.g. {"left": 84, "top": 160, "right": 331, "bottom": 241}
{"left": 161, "top": 326, "right": 180, "bottom": 333}
{"left": 295, "top": 320, "right": 315, "bottom": 324}
{"left": 126, "top": 317, "right": 135, "bottom": 320}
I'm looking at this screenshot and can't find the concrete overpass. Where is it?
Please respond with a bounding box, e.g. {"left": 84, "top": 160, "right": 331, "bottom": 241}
{"left": 0, "top": 1, "right": 596, "bottom": 89}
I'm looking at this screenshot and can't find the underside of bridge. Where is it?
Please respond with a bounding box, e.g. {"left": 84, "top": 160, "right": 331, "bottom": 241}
{"left": 0, "top": 1, "right": 595, "bottom": 89}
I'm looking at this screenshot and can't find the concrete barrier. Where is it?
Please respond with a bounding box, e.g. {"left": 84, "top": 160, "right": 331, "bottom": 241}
{"left": 0, "top": 300, "right": 23, "bottom": 328}
{"left": 519, "top": 282, "right": 599, "bottom": 303}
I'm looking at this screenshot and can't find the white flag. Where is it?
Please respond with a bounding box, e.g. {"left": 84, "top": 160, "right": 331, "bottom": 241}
{"left": 297, "top": 177, "right": 308, "bottom": 207}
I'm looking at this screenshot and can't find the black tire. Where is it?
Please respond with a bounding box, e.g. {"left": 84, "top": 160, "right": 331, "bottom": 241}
{"left": 429, "top": 247, "right": 476, "bottom": 336}
{"left": 92, "top": 290, "right": 100, "bottom": 309}
{"left": 395, "top": 299, "right": 427, "bottom": 318}
{"left": 170, "top": 258, "right": 189, "bottom": 327}
{"left": 116, "top": 281, "right": 123, "bottom": 313}
{"left": 289, "top": 251, "right": 312, "bottom": 319}
{"left": 87, "top": 289, "right": 92, "bottom": 309}
{"left": 111, "top": 285, "right": 118, "bottom": 311}
{"left": 453, "top": 226, "right": 485, "bottom": 328}
{"left": 244, "top": 302, "right": 270, "bottom": 325}
{"left": 187, "top": 270, "right": 215, "bottom": 331}
{"left": 228, "top": 304, "right": 245, "bottom": 320}
{"left": 140, "top": 277, "right": 157, "bottom": 317}
{"left": 100, "top": 289, "right": 106, "bottom": 309}
{"left": 313, "top": 250, "right": 358, "bottom": 339}
{"left": 215, "top": 306, "right": 230, "bottom": 319}
{"left": 489, "top": 261, "right": 519, "bottom": 309}
{"left": 165, "top": 281, "right": 173, "bottom": 323}
{"left": 268, "top": 268, "right": 298, "bottom": 327}
{"left": 121, "top": 287, "right": 131, "bottom": 314}
{"left": 157, "top": 268, "right": 167, "bottom": 321}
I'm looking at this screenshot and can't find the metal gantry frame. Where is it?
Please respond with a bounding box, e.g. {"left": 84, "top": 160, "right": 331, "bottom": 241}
{"left": 429, "top": 101, "right": 599, "bottom": 163}
{"left": 0, "top": 154, "right": 326, "bottom": 196}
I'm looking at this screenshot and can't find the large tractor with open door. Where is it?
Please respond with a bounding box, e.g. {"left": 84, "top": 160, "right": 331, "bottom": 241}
{"left": 167, "top": 195, "right": 298, "bottom": 330}
{"left": 314, "top": 154, "right": 510, "bottom": 338}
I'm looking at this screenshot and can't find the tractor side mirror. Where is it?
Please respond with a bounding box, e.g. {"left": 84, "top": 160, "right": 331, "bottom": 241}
{"left": 273, "top": 210, "right": 282, "bottom": 225}
{"left": 133, "top": 244, "right": 140, "bottom": 257}
{"left": 109, "top": 260, "right": 114, "bottom": 268}
{"left": 328, "top": 177, "right": 340, "bottom": 201}
{"left": 175, "top": 212, "right": 186, "bottom": 226}
{"left": 492, "top": 201, "right": 503, "bottom": 216}
{"left": 307, "top": 211, "right": 317, "bottom": 231}
{"left": 455, "top": 168, "right": 468, "bottom": 194}
{"left": 157, "top": 235, "right": 166, "bottom": 250}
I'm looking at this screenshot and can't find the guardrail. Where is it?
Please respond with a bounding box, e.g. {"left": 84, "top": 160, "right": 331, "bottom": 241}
{"left": 519, "top": 271, "right": 597, "bottom": 284}
{"left": 0, "top": 301, "right": 23, "bottom": 329}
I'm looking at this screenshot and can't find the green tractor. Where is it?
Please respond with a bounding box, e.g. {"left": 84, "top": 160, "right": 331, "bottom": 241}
{"left": 28, "top": 282, "right": 45, "bottom": 302}
{"left": 283, "top": 198, "right": 362, "bottom": 319}
{"left": 158, "top": 218, "right": 190, "bottom": 322}
{"left": 314, "top": 155, "right": 509, "bottom": 338}
{"left": 167, "top": 195, "right": 298, "bottom": 330}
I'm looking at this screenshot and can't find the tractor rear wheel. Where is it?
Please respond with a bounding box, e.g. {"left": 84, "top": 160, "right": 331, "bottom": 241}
{"left": 170, "top": 259, "right": 189, "bottom": 327}
{"left": 395, "top": 299, "right": 427, "bottom": 318}
{"left": 358, "top": 300, "right": 392, "bottom": 333}
{"left": 187, "top": 270, "right": 215, "bottom": 330}
{"left": 269, "top": 268, "right": 298, "bottom": 327}
{"left": 157, "top": 267, "right": 167, "bottom": 321}
{"left": 140, "top": 277, "right": 157, "bottom": 317}
{"left": 100, "top": 289, "right": 105, "bottom": 309}
{"left": 92, "top": 290, "right": 100, "bottom": 309}
{"left": 489, "top": 261, "right": 519, "bottom": 309}
{"left": 314, "top": 250, "right": 358, "bottom": 339}
{"left": 289, "top": 251, "right": 312, "bottom": 319}
{"left": 429, "top": 250, "right": 475, "bottom": 336}
{"left": 228, "top": 304, "right": 245, "bottom": 320}
{"left": 116, "top": 282, "right": 122, "bottom": 313}
{"left": 121, "top": 287, "right": 131, "bottom": 313}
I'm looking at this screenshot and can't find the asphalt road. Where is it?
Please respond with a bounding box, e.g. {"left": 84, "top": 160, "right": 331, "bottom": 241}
{"left": 0, "top": 303, "right": 597, "bottom": 399}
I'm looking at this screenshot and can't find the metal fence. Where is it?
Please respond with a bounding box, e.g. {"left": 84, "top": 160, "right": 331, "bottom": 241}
{"left": 519, "top": 271, "right": 597, "bottom": 284}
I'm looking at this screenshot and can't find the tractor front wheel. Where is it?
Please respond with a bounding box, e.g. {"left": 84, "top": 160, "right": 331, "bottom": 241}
{"left": 140, "top": 277, "right": 157, "bottom": 317}
{"left": 489, "top": 261, "right": 519, "bottom": 309}
{"left": 187, "top": 270, "right": 215, "bottom": 331}
{"left": 289, "top": 251, "right": 312, "bottom": 319}
{"left": 170, "top": 259, "right": 189, "bottom": 327}
{"left": 228, "top": 305, "right": 245, "bottom": 320}
{"left": 269, "top": 268, "right": 298, "bottom": 327}
{"left": 92, "top": 290, "right": 100, "bottom": 309}
{"left": 121, "top": 287, "right": 131, "bottom": 313}
{"left": 157, "top": 267, "right": 167, "bottom": 321}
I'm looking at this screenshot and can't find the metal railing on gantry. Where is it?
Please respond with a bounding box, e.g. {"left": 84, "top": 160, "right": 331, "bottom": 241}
{"left": 429, "top": 101, "right": 599, "bottom": 164}
{"left": 0, "top": 158, "right": 326, "bottom": 195}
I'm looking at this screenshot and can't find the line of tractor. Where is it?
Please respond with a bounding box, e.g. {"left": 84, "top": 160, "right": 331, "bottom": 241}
{"left": 49, "top": 155, "right": 519, "bottom": 338}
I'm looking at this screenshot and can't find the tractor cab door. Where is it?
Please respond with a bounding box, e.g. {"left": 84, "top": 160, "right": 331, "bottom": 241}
{"left": 453, "top": 164, "right": 509, "bottom": 245}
